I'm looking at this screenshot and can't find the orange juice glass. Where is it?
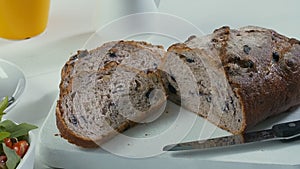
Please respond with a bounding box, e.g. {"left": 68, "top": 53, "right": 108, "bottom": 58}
{"left": 0, "top": 0, "right": 50, "bottom": 40}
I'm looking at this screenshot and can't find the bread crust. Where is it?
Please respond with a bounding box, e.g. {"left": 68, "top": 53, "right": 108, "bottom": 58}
{"left": 56, "top": 101, "right": 99, "bottom": 148}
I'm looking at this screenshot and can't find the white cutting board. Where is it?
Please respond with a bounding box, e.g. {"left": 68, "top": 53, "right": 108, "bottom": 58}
{"left": 37, "top": 99, "right": 300, "bottom": 169}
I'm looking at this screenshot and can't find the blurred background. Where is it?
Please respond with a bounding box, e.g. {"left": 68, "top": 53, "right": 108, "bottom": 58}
{"left": 48, "top": 0, "right": 300, "bottom": 40}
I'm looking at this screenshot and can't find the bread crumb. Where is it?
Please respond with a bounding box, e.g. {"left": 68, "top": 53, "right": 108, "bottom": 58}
{"left": 54, "top": 133, "right": 61, "bottom": 137}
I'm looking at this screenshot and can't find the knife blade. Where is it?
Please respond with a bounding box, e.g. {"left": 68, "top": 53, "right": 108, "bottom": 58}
{"left": 163, "top": 120, "right": 300, "bottom": 151}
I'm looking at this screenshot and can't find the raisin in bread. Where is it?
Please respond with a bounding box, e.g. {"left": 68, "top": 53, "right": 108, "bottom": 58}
{"left": 56, "top": 41, "right": 166, "bottom": 148}
{"left": 161, "top": 26, "right": 300, "bottom": 134}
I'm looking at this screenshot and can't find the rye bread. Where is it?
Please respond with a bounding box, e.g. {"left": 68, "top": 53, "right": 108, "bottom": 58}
{"left": 56, "top": 41, "right": 166, "bottom": 148}
{"left": 162, "top": 26, "right": 300, "bottom": 134}
{"left": 57, "top": 26, "right": 300, "bottom": 148}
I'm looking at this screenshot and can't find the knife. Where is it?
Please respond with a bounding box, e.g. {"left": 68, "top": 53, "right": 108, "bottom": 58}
{"left": 163, "top": 120, "right": 300, "bottom": 151}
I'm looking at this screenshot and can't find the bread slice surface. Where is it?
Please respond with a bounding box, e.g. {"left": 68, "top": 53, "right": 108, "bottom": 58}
{"left": 56, "top": 41, "right": 166, "bottom": 147}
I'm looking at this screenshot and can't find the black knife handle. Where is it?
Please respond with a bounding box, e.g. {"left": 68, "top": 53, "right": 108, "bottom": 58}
{"left": 272, "top": 120, "right": 300, "bottom": 138}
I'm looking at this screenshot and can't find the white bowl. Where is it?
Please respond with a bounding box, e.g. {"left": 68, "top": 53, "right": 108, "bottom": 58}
{"left": 0, "top": 59, "right": 26, "bottom": 112}
{"left": 16, "top": 131, "right": 36, "bottom": 169}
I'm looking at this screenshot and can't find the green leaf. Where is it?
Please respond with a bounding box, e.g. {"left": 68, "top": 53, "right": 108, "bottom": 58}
{"left": 0, "top": 131, "right": 10, "bottom": 141}
{"left": 0, "top": 112, "right": 6, "bottom": 123}
{"left": 9, "top": 123, "right": 38, "bottom": 138}
{"left": 0, "top": 97, "right": 8, "bottom": 121}
{"left": 0, "top": 120, "right": 17, "bottom": 131}
{"left": 3, "top": 143, "right": 21, "bottom": 169}
{"left": 0, "top": 120, "right": 37, "bottom": 138}
{"left": 0, "top": 96, "right": 8, "bottom": 113}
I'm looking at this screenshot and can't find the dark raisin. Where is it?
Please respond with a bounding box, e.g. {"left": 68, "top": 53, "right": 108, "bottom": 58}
{"left": 272, "top": 52, "right": 280, "bottom": 62}
{"left": 69, "top": 114, "right": 78, "bottom": 126}
{"left": 239, "top": 60, "right": 254, "bottom": 68}
{"left": 246, "top": 30, "right": 255, "bottom": 33}
{"left": 109, "top": 102, "right": 116, "bottom": 108}
{"left": 272, "top": 36, "right": 275, "bottom": 41}
{"left": 186, "top": 58, "right": 195, "bottom": 63}
{"left": 243, "top": 45, "right": 251, "bottom": 55}
{"left": 222, "top": 102, "right": 230, "bottom": 112}
{"left": 179, "top": 54, "right": 185, "bottom": 59}
{"left": 145, "top": 88, "right": 154, "bottom": 98}
{"left": 206, "top": 95, "right": 212, "bottom": 102}
{"left": 227, "top": 54, "right": 240, "bottom": 63}
{"left": 285, "top": 58, "right": 296, "bottom": 68}
{"left": 71, "top": 92, "right": 76, "bottom": 98}
{"left": 153, "top": 63, "right": 158, "bottom": 69}
{"left": 170, "top": 75, "right": 176, "bottom": 82}
{"left": 246, "top": 60, "right": 254, "bottom": 68}
{"left": 135, "top": 80, "right": 141, "bottom": 90}
{"left": 211, "top": 38, "right": 218, "bottom": 43}
{"left": 168, "top": 83, "right": 177, "bottom": 94}
{"left": 109, "top": 52, "right": 117, "bottom": 58}
{"left": 233, "top": 56, "right": 240, "bottom": 62}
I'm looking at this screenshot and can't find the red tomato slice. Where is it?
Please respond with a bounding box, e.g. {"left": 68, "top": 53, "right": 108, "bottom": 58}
{"left": 13, "top": 140, "right": 29, "bottom": 158}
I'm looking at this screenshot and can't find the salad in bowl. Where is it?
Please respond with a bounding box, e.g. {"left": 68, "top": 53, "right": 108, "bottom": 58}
{"left": 0, "top": 97, "right": 37, "bottom": 169}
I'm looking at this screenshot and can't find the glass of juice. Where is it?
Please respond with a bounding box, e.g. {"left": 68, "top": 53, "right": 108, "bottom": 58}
{"left": 0, "top": 0, "right": 50, "bottom": 40}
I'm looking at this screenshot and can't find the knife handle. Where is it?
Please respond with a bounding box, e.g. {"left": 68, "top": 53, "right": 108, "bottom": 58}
{"left": 272, "top": 120, "right": 300, "bottom": 138}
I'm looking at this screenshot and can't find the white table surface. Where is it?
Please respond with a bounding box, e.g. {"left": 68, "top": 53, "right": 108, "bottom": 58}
{"left": 0, "top": 0, "right": 300, "bottom": 168}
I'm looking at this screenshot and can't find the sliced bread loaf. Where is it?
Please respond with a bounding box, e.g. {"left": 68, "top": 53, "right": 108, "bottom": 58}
{"left": 56, "top": 41, "right": 166, "bottom": 148}
{"left": 57, "top": 26, "right": 300, "bottom": 148}
{"left": 161, "top": 26, "right": 300, "bottom": 134}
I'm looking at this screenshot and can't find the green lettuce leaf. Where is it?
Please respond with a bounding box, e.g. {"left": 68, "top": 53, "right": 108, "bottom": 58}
{"left": 0, "top": 97, "right": 8, "bottom": 113}
{"left": 9, "top": 123, "right": 38, "bottom": 138}
{"left": 0, "top": 120, "right": 17, "bottom": 131}
{"left": 0, "top": 131, "right": 10, "bottom": 141}
{"left": 3, "top": 143, "right": 21, "bottom": 169}
{"left": 0, "top": 97, "right": 8, "bottom": 121}
{"left": 0, "top": 120, "right": 37, "bottom": 139}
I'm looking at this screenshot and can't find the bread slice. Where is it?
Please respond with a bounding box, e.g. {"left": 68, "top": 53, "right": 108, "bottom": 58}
{"left": 161, "top": 26, "right": 300, "bottom": 134}
{"left": 56, "top": 41, "right": 166, "bottom": 148}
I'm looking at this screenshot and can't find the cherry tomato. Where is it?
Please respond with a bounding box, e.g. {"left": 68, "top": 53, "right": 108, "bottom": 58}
{"left": 3, "top": 138, "right": 13, "bottom": 149}
{"left": 13, "top": 140, "right": 29, "bottom": 158}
